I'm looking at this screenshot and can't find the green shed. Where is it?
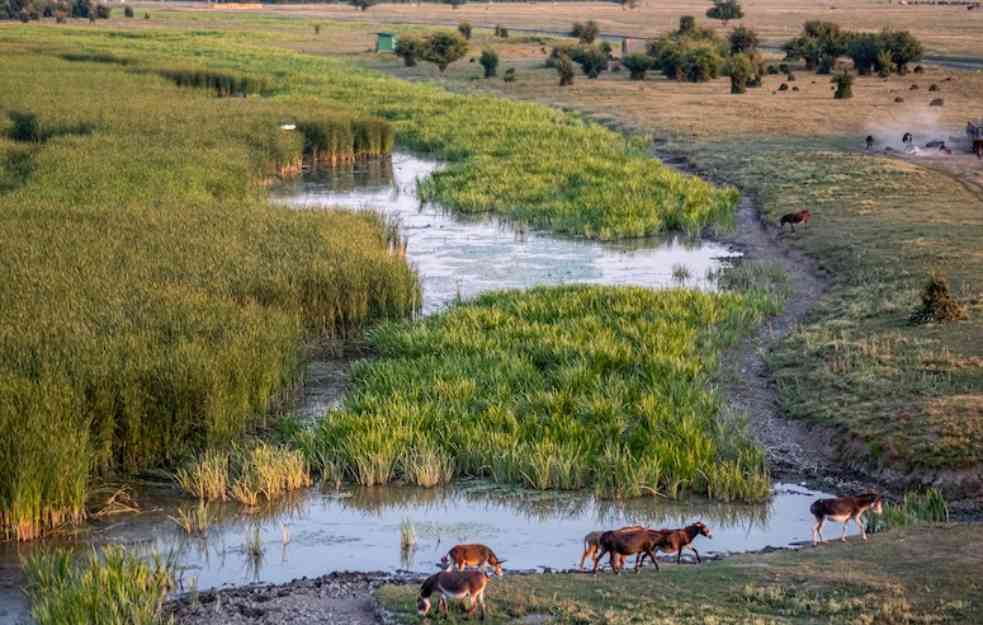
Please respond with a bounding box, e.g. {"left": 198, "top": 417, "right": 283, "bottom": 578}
{"left": 376, "top": 32, "right": 396, "bottom": 53}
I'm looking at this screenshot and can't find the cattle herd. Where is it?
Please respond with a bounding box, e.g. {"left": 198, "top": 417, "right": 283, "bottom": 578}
{"left": 415, "top": 493, "right": 884, "bottom": 620}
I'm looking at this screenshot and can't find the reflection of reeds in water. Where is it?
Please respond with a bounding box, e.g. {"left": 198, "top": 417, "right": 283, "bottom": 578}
{"left": 244, "top": 526, "right": 264, "bottom": 581}
{"left": 169, "top": 500, "right": 212, "bottom": 537}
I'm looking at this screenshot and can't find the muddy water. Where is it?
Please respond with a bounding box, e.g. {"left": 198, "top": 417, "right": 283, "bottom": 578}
{"left": 0, "top": 153, "right": 849, "bottom": 622}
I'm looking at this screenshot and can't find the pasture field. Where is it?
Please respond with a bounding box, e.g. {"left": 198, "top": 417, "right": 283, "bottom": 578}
{"left": 303, "top": 283, "right": 786, "bottom": 501}
{"left": 378, "top": 524, "right": 983, "bottom": 624}
{"left": 0, "top": 18, "right": 744, "bottom": 540}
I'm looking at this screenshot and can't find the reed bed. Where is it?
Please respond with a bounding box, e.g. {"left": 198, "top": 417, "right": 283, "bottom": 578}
{"left": 298, "top": 116, "right": 395, "bottom": 164}
{"left": 0, "top": 45, "right": 419, "bottom": 540}
{"left": 868, "top": 489, "right": 949, "bottom": 534}
{"left": 22, "top": 546, "right": 174, "bottom": 625}
{"left": 309, "top": 285, "right": 782, "bottom": 501}
{"left": 175, "top": 443, "right": 311, "bottom": 507}
{"left": 155, "top": 67, "right": 270, "bottom": 97}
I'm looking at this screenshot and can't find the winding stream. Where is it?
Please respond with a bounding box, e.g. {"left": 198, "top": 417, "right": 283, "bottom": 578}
{"left": 0, "top": 153, "right": 854, "bottom": 624}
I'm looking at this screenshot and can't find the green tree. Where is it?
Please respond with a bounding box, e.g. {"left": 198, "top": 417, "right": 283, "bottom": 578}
{"left": 846, "top": 33, "right": 882, "bottom": 76}
{"left": 573, "top": 45, "right": 608, "bottom": 79}
{"left": 706, "top": 0, "right": 743, "bottom": 25}
{"left": 479, "top": 48, "right": 499, "bottom": 78}
{"left": 679, "top": 15, "right": 696, "bottom": 34}
{"left": 419, "top": 31, "right": 469, "bottom": 73}
{"left": 557, "top": 54, "right": 575, "bottom": 86}
{"left": 576, "top": 20, "right": 600, "bottom": 44}
{"left": 832, "top": 70, "right": 853, "bottom": 99}
{"left": 681, "top": 46, "right": 723, "bottom": 82}
{"left": 622, "top": 53, "right": 653, "bottom": 80}
{"left": 881, "top": 29, "right": 923, "bottom": 75}
{"left": 726, "top": 52, "right": 754, "bottom": 93}
{"left": 351, "top": 0, "right": 375, "bottom": 11}
{"left": 728, "top": 25, "right": 759, "bottom": 54}
{"left": 782, "top": 21, "right": 846, "bottom": 71}
{"left": 458, "top": 22, "right": 472, "bottom": 40}
{"left": 394, "top": 35, "right": 422, "bottom": 67}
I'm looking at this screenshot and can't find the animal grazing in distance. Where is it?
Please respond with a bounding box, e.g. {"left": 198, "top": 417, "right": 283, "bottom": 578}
{"left": 442, "top": 544, "right": 505, "bottom": 576}
{"left": 810, "top": 493, "right": 884, "bottom": 545}
{"left": 417, "top": 570, "right": 489, "bottom": 620}
{"left": 779, "top": 209, "right": 811, "bottom": 233}
{"left": 592, "top": 527, "right": 669, "bottom": 574}
{"left": 579, "top": 525, "right": 644, "bottom": 570}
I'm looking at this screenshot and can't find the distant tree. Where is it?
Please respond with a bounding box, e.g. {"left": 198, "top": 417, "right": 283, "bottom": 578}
{"left": 832, "top": 70, "right": 853, "bottom": 98}
{"left": 846, "top": 33, "right": 881, "bottom": 75}
{"left": 576, "top": 20, "right": 600, "bottom": 44}
{"left": 494, "top": 24, "right": 508, "bottom": 38}
{"left": 574, "top": 45, "right": 608, "bottom": 78}
{"left": 726, "top": 52, "right": 754, "bottom": 93}
{"left": 782, "top": 21, "right": 847, "bottom": 71}
{"left": 351, "top": 0, "right": 375, "bottom": 11}
{"left": 503, "top": 67, "right": 515, "bottom": 82}
{"left": 557, "top": 54, "right": 575, "bottom": 86}
{"left": 314, "top": 23, "right": 321, "bottom": 35}
{"left": 881, "top": 29, "right": 923, "bottom": 75}
{"left": 419, "top": 31, "right": 469, "bottom": 72}
{"left": 123, "top": 4, "right": 133, "bottom": 17}
{"left": 706, "top": 0, "right": 743, "bottom": 25}
{"left": 446, "top": 0, "right": 465, "bottom": 10}
{"left": 621, "top": 53, "right": 653, "bottom": 79}
{"left": 728, "top": 25, "right": 759, "bottom": 54}
{"left": 679, "top": 15, "right": 696, "bottom": 34}
{"left": 70, "top": 0, "right": 93, "bottom": 18}
{"left": 876, "top": 49, "right": 895, "bottom": 77}
{"left": 680, "top": 45, "right": 722, "bottom": 81}
{"left": 479, "top": 48, "right": 498, "bottom": 78}
{"left": 94, "top": 3, "right": 109, "bottom": 18}
{"left": 458, "top": 22, "right": 472, "bottom": 40}
{"left": 395, "top": 35, "right": 422, "bottom": 67}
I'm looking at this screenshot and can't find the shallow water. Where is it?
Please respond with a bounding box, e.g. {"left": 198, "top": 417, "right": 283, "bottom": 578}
{"left": 0, "top": 153, "right": 834, "bottom": 622}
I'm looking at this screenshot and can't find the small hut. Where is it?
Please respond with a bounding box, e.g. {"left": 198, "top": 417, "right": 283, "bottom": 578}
{"left": 376, "top": 32, "right": 396, "bottom": 53}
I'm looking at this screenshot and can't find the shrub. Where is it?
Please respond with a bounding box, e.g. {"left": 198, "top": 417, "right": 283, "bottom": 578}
{"left": 494, "top": 24, "right": 508, "bottom": 38}
{"left": 123, "top": 4, "right": 132, "bottom": 17}
{"left": 778, "top": 82, "right": 789, "bottom": 91}
{"left": 832, "top": 70, "right": 853, "bottom": 98}
{"left": 913, "top": 64, "right": 924, "bottom": 73}
{"left": 928, "top": 83, "right": 938, "bottom": 91}
{"left": 446, "top": 0, "right": 465, "bottom": 9}
{"left": 479, "top": 48, "right": 498, "bottom": 78}
{"left": 419, "top": 31, "right": 468, "bottom": 73}
{"left": 766, "top": 64, "right": 779, "bottom": 75}
{"left": 503, "top": 67, "right": 515, "bottom": 83}
{"left": 457, "top": 22, "right": 471, "bottom": 40}
{"left": 881, "top": 29, "right": 923, "bottom": 74}
{"left": 910, "top": 83, "right": 919, "bottom": 90}
{"left": 93, "top": 2, "right": 108, "bottom": 18}
{"left": 929, "top": 97, "right": 944, "bottom": 106}
{"left": 847, "top": 33, "right": 882, "bottom": 75}
{"left": 706, "top": 0, "right": 743, "bottom": 25}
{"left": 728, "top": 25, "right": 759, "bottom": 54}
{"left": 877, "top": 49, "right": 895, "bottom": 77}
{"left": 557, "top": 53, "right": 575, "bottom": 86}
{"left": 783, "top": 21, "right": 846, "bottom": 71}
{"left": 394, "top": 35, "right": 421, "bottom": 67}
{"left": 679, "top": 14, "right": 696, "bottom": 33}
{"left": 680, "top": 46, "right": 723, "bottom": 82}
{"left": 8, "top": 111, "right": 41, "bottom": 142}
{"left": 786, "top": 72, "right": 796, "bottom": 81}
{"left": 598, "top": 40, "right": 613, "bottom": 56}
{"left": 351, "top": 0, "right": 375, "bottom": 10}
{"left": 910, "top": 273, "right": 966, "bottom": 323}
{"left": 143, "top": 10, "right": 148, "bottom": 18}
{"left": 314, "top": 23, "right": 320, "bottom": 35}
{"left": 622, "top": 53, "right": 653, "bottom": 80}
{"left": 727, "top": 53, "right": 754, "bottom": 94}
{"left": 70, "top": 0, "right": 91, "bottom": 17}
{"left": 574, "top": 45, "right": 608, "bottom": 79}
{"left": 572, "top": 19, "right": 599, "bottom": 44}
{"left": 546, "top": 43, "right": 579, "bottom": 68}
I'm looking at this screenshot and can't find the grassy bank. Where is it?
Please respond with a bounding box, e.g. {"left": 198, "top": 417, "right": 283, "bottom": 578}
{"left": 302, "top": 282, "right": 785, "bottom": 501}
{"left": 0, "top": 43, "right": 420, "bottom": 540}
{"left": 378, "top": 524, "right": 982, "bottom": 624}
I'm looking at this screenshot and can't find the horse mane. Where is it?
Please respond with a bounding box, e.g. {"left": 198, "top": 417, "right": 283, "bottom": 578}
{"left": 419, "top": 573, "right": 439, "bottom": 598}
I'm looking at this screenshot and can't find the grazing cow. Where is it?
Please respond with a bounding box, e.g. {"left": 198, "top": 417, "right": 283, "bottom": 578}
{"left": 417, "top": 571, "right": 489, "bottom": 621}
{"left": 592, "top": 528, "right": 669, "bottom": 574}
{"left": 443, "top": 544, "right": 505, "bottom": 576}
{"left": 779, "top": 209, "right": 811, "bottom": 233}
{"left": 639, "top": 522, "right": 713, "bottom": 566}
{"left": 579, "top": 525, "right": 644, "bottom": 570}
{"left": 810, "top": 493, "right": 884, "bottom": 545}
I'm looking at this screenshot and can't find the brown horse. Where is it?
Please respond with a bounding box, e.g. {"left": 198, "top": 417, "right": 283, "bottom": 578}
{"left": 442, "top": 544, "right": 505, "bottom": 576}
{"left": 637, "top": 522, "right": 713, "bottom": 566}
{"left": 417, "top": 571, "right": 489, "bottom": 620}
{"left": 592, "top": 528, "right": 669, "bottom": 574}
{"left": 779, "top": 209, "right": 812, "bottom": 233}
{"left": 810, "top": 493, "right": 883, "bottom": 545}
{"left": 579, "top": 525, "right": 644, "bottom": 570}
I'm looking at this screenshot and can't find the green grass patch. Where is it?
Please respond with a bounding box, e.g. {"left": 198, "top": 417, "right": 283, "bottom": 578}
{"left": 302, "top": 284, "right": 783, "bottom": 501}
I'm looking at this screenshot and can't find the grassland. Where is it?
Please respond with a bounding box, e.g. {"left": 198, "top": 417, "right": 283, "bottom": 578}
{"left": 0, "top": 18, "right": 747, "bottom": 540}
{"left": 303, "top": 282, "right": 785, "bottom": 501}
{"left": 378, "top": 524, "right": 983, "bottom": 624}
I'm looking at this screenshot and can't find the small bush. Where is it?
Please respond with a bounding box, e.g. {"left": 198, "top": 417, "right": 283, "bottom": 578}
{"left": 911, "top": 273, "right": 966, "bottom": 323}
{"left": 572, "top": 20, "right": 600, "bottom": 44}
{"left": 314, "top": 23, "right": 321, "bottom": 35}
{"left": 352, "top": 0, "right": 375, "bottom": 10}
{"left": 494, "top": 24, "right": 508, "bottom": 38}
{"left": 928, "top": 83, "right": 939, "bottom": 91}
{"left": 680, "top": 46, "right": 723, "bottom": 82}
{"left": 94, "top": 3, "right": 109, "bottom": 18}
{"left": 458, "top": 22, "right": 472, "bottom": 40}
{"left": 910, "top": 83, "right": 919, "bottom": 90}
{"left": 786, "top": 72, "right": 796, "bottom": 81}
{"left": 726, "top": 53, "right": 754, "bottom": 94}
{"left": 877, "top": 49, "right": 895, "bottom": 77}
{"left": 913, "top": 64, "right": 924, "bottom": 73}
{"left": 394, "top": 35, "right": 421, "bottom": 67}
{"left": 894, "top": 96, "right": 904, "bottom": 103}
{"left": 143, "top": 11, "right": 148, "bottom": 18}
{"left": 557, "top": 54, "right": 575, "bottom": 86}
{"left": 8, "top": 111, "right": 41, "bottom": 142}
{"left": 123, "top": 4, "right": 133, "bottom": 17}
{"left": 706, "top": 0, "right": 743, "bottom": 24}
{"left": 929, "top": 97, "right": 944, "bottom": 106}
{"left": 419, "top": 31, "right": 469, "bottom": 73}
{"left": 679, "top": 15, "right": 696, "bottom": 34}
{"left": 778, "top": 82, "right": 789, "bottom": 91}
{"left": 479, "top": 49, "right": 498, "bottom": 78}
{"left": 778, "top": 62, "right": 790, "bottom": 74}
{"left": 767, "top": 64, "right": 779, "bottom": 75}
{"left": 622, "top": 53, "right": 653, "bottom": 80}
{"left": 728, "top": 25, "right": 759, "bottom": 54}
{"left": 574, "top": 45, "right": 608, "bottom": 79}
{"left": 832, "top": 71, "right": 853, "bottom": 98}
{"left": 817, "top": 55, "right": 833, "bottom": 74}
{"left": 503, "top": 67, "right": 515, "bottom": 83}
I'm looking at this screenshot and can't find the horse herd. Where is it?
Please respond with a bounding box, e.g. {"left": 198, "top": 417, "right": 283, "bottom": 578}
{"left": 415, "top": 493, "right": 884, "bottom": 620}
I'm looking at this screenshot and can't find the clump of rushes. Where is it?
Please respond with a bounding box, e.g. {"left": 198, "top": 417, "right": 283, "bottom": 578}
{"left": 402, "top": 444, "right": 455, "bottom": 487}
{"left": 155, "top": 68, "right": 269, "bottom": 97}
{"left": 23, "top": 546, "right": 173, "bottom": 625}
{"left": 310, "top": 285, "right": 781, "bottom": 501}
{"left": 868, "top": 489, "right": 948, "bottom": 533}
{"left": 400, "top": 518, "right": 416, "bottom": 550}
{"left": 175, "top": 444, "right": 310, "bottom": 506}
{"left": 910, "top": 272, "right": 967, "bottom": 323}
{"left": 298, "top": 116, "right": 395, "bottom": 165}
{"left": 169, "top": 501, "right": 211, "bottom": 536}
{"left": 175, "top": 450, "right": 230, "bottom": 501}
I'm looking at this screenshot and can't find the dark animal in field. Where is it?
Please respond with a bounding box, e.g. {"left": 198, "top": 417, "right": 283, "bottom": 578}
{"left": 443, "top": 544, "right": 505, "bottom": 576}
{"left": 865, "top": 135, "right": 875, "bottom": 150}
{"left": 810, "top": 493, "right": 884, "bottom": 545}
{"left": 417, "top": 571, "right": 489, "bottom": 620}
{"left": 902, "top": 131, "right": 913, "bottom": 145}
{"left": 779, "top": 209, "right": 811, "bottom": 232}
{"left": 579, "top": 525, "right": 644, "bottom": 569}
{"left": 639, "top": 522, "right": 713, "bottom": 566}
{"left": 592, "top": 528, "right": 668, "bottom": 574}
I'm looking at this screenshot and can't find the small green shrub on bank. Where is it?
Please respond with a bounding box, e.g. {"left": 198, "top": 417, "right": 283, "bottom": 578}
{"left": 868, "top": 489, "right": 948, "bottom": 533}
{"left": 307, "top": 285, "right": 783, "bottom": 501}
{"left": 479, "top": 48, "right": 498, "bottom": 78}
{"left": 23, "top": 546, "right": 174, "bottom": 625}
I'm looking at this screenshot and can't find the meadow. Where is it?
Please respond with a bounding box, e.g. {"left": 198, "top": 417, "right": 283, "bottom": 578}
{"left": 302, "top": 282, "right": 785, "bottom": 501}
{"left": 0, "top": 19, "right": 744, "bottom": 540}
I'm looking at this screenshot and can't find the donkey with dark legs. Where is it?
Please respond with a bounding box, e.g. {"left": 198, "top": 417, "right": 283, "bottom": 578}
{"left": 810, "top": 493, "right": 884, "bottom": 545}
{"left": 592, "top": 528, "right": 668, "bottom": 574}
{"left": 417, "top": 571, "right": 489, "bottom": 621}
{"left": 579, "top": 525, "right": 644, "bottom": 570}
{"left": 639, "top": 522, "right": 713, "bottom": 566}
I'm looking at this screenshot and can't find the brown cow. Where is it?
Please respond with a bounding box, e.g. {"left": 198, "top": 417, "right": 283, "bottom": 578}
{"left": 638, "top": 522, "right": 713, "bottom": 566}
{"left": 592, "top": 528, "right": 668, "bottom": 574}
{"left": 810, "top": 493, "right": 884, "bottom": 545}
{"left": 442, "top": 544, "right": 505, "bottom": 576}
{"left": 779, "top": 209, "right": 811, "bottom": 233}
{"left": 417, "top": 571, "right": 489, "bottom": 620}
{"left": 579, "top": 525, "right": 644, "bottom": 570}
